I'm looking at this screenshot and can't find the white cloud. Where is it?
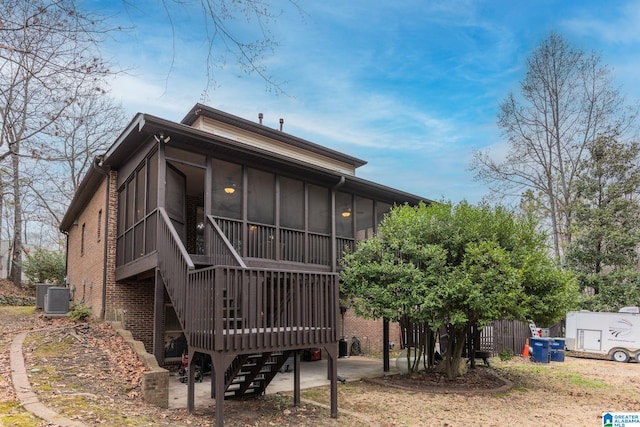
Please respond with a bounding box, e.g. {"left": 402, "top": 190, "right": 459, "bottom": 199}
{"left": 99, "top": 0, "right": 640, "bottom": 206}
{"left": 562, "top": 1, "right": 640, "bottom": 44}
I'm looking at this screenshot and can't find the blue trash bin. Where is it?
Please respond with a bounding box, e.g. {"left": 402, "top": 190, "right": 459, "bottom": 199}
{"left": 530, "top": 337, "right": 551, "bottom": 363}
{"left": 549, "top": 338, "right": 565, "bottom": 362}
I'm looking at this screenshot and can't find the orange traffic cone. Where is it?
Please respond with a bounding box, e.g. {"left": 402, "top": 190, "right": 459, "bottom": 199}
{"left": 522, "top": 338, "right": 530, "bottom": 357}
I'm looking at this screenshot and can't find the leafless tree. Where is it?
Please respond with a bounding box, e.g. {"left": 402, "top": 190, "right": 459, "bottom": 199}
{"left": 121, "top": 0, "right": 303, "bottom": 97}
{"left": 0, "top": 0, "right": 299, "bottom": 286}
{"left": 27, "top": 93, "right": 127, "bottom": 229}
{"left": 471, "top": 32, "right": 637, "bottom": 261}
{"left": 0, "top": 0, "right": 115, "bottom": 286}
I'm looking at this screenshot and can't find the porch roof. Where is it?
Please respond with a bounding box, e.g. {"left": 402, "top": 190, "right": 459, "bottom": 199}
{"left": 60, "top": 105, "right": 431, "bottom": 232}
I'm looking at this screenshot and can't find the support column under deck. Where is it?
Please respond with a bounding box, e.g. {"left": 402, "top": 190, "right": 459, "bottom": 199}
{"left": 324, "top": 344, "right": 338, "bottom": 418}
{"left": 212, "top": 352, "right": 226, "bottom": 427}
{"left": 207, "top": 352, "right": 236, "bottom": 427}
{"left": 293, "top": 350, "right": 301, "bottom": 406}
{"left": 152, "top": 270, "right": 165, "bottom": 364}
{"left": 187, "top": 349, "right": 195, "bottom": 414}
{"left": 383, "top": 318, "right": 390, "bottom": 372}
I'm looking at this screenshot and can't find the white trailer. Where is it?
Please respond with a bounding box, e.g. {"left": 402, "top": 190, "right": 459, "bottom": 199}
{"left": 565, "top": 307, "right": 640, "bottom": 362}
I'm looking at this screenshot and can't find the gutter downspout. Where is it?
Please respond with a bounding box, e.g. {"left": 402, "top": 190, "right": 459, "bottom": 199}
{"left": 61, "top": 229, "right": 70, "bottom": 293}
{"left": 92, "top": 155, "right": 110, "bottom": 320}
{"left": 330, "top": 176, "right": 346, "bottom": 272}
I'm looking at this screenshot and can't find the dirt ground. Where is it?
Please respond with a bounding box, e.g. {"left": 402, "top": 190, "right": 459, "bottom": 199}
{"left": 1, "top": 281, "right": 639, "bottom": 426}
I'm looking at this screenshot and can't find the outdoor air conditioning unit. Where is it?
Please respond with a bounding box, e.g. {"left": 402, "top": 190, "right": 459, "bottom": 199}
{"left": 44, "top": 287, "right": 70, "bottom": 315}
{"left": 36, "top": 283, "right": 56, "bottom": 309}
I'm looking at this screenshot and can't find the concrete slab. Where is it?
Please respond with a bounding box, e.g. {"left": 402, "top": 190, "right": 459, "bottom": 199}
{"left": 168, "top": 356, "right": 398, "bottom": 409}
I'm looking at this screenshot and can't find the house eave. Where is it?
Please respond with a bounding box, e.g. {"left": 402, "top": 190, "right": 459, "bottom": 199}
{"left": 59, "top": 162, "right": 106, "bottom": 231}
{"left": 61, "top": 106, "right": 431, "bottom": 232}
{"left": 182, "top": 104, "right": 367, "bottom": 169}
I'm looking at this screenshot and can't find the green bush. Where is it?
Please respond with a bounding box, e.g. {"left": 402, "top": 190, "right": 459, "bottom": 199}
{"left": 67, "top": 304, "right": 92, "bottom": 322}
{"left": 22, "top": 248, "right": 66, "bottom": 286}
{"left": 498, "top": 348, "right": 515, "bottom": 361}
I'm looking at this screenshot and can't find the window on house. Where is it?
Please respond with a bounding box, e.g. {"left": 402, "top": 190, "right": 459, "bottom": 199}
{"left": 81, "top": 223, "right": 86, "bottom": 256}
{"left": 97, "top": 209, "right": 102, "bottom": 242}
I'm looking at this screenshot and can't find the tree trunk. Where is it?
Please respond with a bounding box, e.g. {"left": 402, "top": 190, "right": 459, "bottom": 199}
{"left": 426, "top": 329, "right": 436, "bottom": 370}
{"left": 10, "top": 145, "right": 22, "bottom": 287}
{"left": 444, "top": 326, "right": 468, "bottom": 380}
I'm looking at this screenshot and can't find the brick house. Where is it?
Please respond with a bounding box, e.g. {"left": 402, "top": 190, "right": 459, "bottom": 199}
{"left": 59, "top": 104, "right": 428, "bottom": 425}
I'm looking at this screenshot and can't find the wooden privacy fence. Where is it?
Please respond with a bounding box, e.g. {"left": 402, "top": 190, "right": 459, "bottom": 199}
{"left": 481, "top": 320, "right": 565, "bottom": 356}
{"left": 481, "top": 319, "right": 532, "bottom": 356}
{"left": 399, "top": 319, "right": 563, "bottom": 357}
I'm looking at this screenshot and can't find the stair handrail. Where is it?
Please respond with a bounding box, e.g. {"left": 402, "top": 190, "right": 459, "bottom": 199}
{"left": 157, "top": 207, "right": 194, "bottom": 330}
{"left": 158, "top": 207, "right": 195, "bottom": 269}
{"left": 207, "top": 215, "right": 247, "bottom": 268}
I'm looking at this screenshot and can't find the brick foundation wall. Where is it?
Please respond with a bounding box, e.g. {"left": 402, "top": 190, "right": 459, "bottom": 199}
{"left": 106, "top": 281, "right": 155, "bottom": 352}
{"left": 102, "top": 170, "right": 155, "bottom": 353}
{"left": 338, "top": 309, "right": 402, "bottom": 356}
{"left": 65, "top": 176, "right": 108, "bottom": 317}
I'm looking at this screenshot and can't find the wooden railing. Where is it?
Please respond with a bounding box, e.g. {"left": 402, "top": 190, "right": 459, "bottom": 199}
{"left": 308, "top": 233, "right": 331, "bottom": 265}
{"left": 280, "top": 228, "right": 305, "bottom": 263}
{"left": 187, "top": 266, "right": 339, "bottom": 353}
{"left": 213, "top": 217, "right": 243, "bottom": 254}
{"left": 207, "top": 215, "right": 246, "bottom": 267}
{"left": 247, "top": 223, "right": 277, "bottom": 259}
{"left": 157, "top": 208, "right": 194, "bottom": 330}
{"left": 211, "top": 216, "right": 333, "bottom": 266}
{"left": 336, "top": 237, "right": 354, "bottom": 259}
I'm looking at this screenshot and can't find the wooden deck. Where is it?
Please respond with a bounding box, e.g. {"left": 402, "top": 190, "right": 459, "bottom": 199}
{"left": 153, "top": 207, "right": 339, "bottom": 426}
{"left": 187, "top": 265, "right": 338, "bottom": 353}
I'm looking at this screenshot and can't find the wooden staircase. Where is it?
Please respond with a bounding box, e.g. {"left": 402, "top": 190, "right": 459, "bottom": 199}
{"left": 224, "top": 351, "right": 292, "bottom": 398}
{"left": 220, "top": 290, "right": 290, "bottom": 399}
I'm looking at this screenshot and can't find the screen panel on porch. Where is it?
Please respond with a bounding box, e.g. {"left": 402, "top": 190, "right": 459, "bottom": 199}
{"left": 280, "top": 176, "right": 304, "bottom": 262}
{"left": 247, "top": 168, "right": 275, "bottom": 258}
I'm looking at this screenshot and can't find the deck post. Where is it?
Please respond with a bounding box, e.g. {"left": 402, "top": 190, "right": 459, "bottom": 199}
{"left": 187, "top": 349, "right": 195, "bottom": 414}
{"left": 212, "top": 352, "right": 226, "bottom": 427}
{"left": 293, "top": 350, "right": 301, "bottom": 406}
{"left": 325, "top": 344, "right": 338, "bottom": 418}
{"left": 383, "top": 318, "right": 390, "bottom": 372}
{"left": 152, "top": 270, "right": 165, "bottom": 364}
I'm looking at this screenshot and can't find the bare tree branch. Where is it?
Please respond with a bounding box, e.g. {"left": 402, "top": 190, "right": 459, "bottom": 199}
{"left": 471, "top": 32, "right": 638, "bottom": 261}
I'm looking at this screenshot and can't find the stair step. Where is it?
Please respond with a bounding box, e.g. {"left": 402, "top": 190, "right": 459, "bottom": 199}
{"left": 222, "top": 351, "right": 291, "bottom": 400}
{"left": 236, "top": 371, "right": 271, "bottom": 381}
{"left": 232, "top": 375, "right": 265, "bottom": 383}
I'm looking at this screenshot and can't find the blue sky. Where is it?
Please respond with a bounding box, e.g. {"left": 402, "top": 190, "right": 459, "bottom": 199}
{"left": 91, "top": 0, "right": 640, "bottom": 203}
